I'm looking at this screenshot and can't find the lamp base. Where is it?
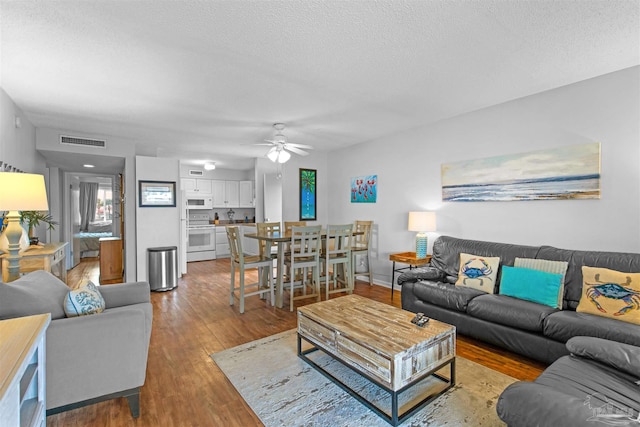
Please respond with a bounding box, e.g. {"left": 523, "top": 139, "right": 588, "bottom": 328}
{"left": 415, "top": 232, "right": 428, "bottom": 259}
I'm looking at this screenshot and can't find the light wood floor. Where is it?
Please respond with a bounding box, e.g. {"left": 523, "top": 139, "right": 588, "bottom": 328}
{"left": 48, "top": 258, "right": 546, "bottom": 426}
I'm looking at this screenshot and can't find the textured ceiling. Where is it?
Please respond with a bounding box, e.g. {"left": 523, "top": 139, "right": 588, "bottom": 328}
{"left": 1, "top": 0, "right": 638, "bottom": 171}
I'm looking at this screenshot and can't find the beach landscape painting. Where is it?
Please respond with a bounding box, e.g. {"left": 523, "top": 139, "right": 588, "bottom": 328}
{"left": 441, "top": 142, "right": 601, "bottom": 202}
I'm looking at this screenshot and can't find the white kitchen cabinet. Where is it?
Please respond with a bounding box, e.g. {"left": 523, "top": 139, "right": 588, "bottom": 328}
{"left": 215, "top": 226, "right": 230, "bottom": 258}
{"left": 225, "top": 181, "right": 240, "bottom": 207}
{"left": 212, "top": 180, "right": 240, "bottom": 208}
{"left": 211, "top": 180, "right": 225, "bottom": 207}
{"left": 239, "top": 180, "right": 254, "bottom": 207}
{"left": 182, "top": 178, "right": 212, "bottom": 195}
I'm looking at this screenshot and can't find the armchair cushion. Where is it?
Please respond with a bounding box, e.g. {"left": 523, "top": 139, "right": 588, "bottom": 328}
{"left": 0, "top": 270, "right": 69, "bottom": 320}
{"left": 566, "top": 336, "right": 640, "bottom": 379}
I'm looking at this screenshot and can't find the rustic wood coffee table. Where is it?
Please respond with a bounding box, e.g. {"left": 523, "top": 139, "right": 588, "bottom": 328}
{"left": 297, "top": 295, "right": 456, "bottom": 426}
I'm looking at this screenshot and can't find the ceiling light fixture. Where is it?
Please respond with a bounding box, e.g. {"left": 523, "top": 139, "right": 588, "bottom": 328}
{"left": 204, "top": 162, "right": 216, "bottom": 170}
{"left": 83, "top": 164, "right": 95, "bottom": 168}
{"left": 267, "top": 147, "right": 291, "bottom": 164}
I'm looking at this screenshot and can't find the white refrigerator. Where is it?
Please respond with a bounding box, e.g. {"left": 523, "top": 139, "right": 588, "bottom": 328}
{"left": 178, "top": 190, "right": 188, "bottom": 276}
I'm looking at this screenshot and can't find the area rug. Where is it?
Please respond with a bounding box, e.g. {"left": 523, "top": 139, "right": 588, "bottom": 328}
{"left": 211, "top": 330, "right": 515, "bottom": 426}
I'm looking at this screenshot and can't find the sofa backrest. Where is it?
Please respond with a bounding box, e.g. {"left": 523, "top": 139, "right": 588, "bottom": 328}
{"left": 430, "top": 236, "right": 640, "bottom": 311}
{"left": 431, "top": 236, "right": 540, "bottom": 292}
{"left": 536, "top": 246, "right": 640, "bottom": 310}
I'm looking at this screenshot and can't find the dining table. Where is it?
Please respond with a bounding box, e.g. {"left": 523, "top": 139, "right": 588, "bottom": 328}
{"left": 244, "top": 228, "right": 363, "bottom": 309}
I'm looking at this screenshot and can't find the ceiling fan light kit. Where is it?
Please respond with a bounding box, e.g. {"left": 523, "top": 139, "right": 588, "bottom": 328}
{"left": 267, "top": 147, "right": 291, "bottom": 163}
{"left": 262, "top": 123, "right": 313, "bottom": 163}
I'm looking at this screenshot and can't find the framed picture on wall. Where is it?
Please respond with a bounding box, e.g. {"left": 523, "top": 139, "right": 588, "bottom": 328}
{"left": 138, "top": 180, "right": 177, "bottom": 207}
{"left": 299, "top": 169, "right": 317, "bottom": 221}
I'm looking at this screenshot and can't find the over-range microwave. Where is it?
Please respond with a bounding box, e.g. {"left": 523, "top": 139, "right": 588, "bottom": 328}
{"left": 186, "top": 196, "right": 213, "bottom": 210}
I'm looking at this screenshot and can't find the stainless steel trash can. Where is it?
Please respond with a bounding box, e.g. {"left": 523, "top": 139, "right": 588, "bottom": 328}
{"left": 148, "top": 246, "right": 178, "bottom": 291}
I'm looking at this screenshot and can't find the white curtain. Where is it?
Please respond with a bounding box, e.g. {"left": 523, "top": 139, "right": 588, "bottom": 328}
{"left": 79, "top": 182, "right": 98, "bottom": 231}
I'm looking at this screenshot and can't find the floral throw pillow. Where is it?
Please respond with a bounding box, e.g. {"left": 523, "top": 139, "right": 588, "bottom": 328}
{"left": 577, "top": 266, "right": 640, "bottom": 325}
{"left": 455, "top": 253, "right": 501, "bottom": 294}
{"left": 64, "top": 281, "right": 105, "bottom": 317}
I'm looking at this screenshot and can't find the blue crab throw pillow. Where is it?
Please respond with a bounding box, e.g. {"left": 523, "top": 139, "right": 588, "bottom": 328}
{"left": 455, "top": 253, "right": 500, "bottom": 294}
{"left": 577, "top": 266, "right": 640, "bottom": 325}
{"left": 64, "top": 281, "right": 105, "bottom": 317}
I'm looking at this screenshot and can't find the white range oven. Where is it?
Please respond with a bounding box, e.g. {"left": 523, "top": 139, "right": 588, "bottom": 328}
{"left": 186, "top": 213, "right": 216, "bottom": 262}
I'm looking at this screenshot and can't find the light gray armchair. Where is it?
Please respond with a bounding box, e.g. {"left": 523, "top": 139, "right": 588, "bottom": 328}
{"left": 0, "top": 270, "right": 153, "bottom": 417}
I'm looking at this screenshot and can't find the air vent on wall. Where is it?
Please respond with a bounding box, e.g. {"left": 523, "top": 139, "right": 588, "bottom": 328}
{"left": 60, "top": 135, "right": 106, "bottom": 148}
{"left": 188, "top": 170, "right": 204, "bottom": 176}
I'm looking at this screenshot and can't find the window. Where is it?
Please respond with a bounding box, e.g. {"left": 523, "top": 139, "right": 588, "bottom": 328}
{"left": 94, "top": 185, "right": 113, "bottom": 222}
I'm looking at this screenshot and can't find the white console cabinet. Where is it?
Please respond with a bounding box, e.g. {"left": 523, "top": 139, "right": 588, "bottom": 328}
{"left": 0, "top": 314, "right": 50, "bottom": 427}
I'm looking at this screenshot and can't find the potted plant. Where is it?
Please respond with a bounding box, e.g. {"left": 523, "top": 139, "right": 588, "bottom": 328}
{"left": 20, "top": 211, "right": 58, "bottom": 246}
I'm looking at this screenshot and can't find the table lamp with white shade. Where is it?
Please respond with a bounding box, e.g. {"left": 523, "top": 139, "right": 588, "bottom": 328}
{"left": 0, "top": 172, "right": 50, "bottom": 282}
{"left": 408, "top": 211, "right": 436, "bottom": 259}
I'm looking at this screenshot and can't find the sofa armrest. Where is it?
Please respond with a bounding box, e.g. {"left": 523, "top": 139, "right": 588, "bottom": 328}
{"left": 45, "top": 303, "right": 152, "bottom": 410}
{"left": 397, "top": 267, "right": 444, "bottom": 286}
{"left": 497, "top": 381, "right": 594, "bottom": 427}
{"left": 99, "top": 281, "right": 151, "bottom": 309}
{"left": 566, "top": 336, "right": 640, "bottom": 379}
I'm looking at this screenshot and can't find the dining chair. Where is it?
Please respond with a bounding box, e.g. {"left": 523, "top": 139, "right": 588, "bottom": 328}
{"left": 282, "top": 221, "right": 306, "bottom": 280}
{"left": 226, "top": 226, "right": 274, "bottom": 314}
{"left": 283, "top": 225, "right": 321, "bottom": 312}
{"left": 256, "top": 221, "right": 280, "bottom": 284}
{"left": 284, "top": 221, "right": 307, "bottom": 234}
{"left": 320, "top": 223, "right": 354, "bottom": 300}
{"left": 352, "top": 220, "right": 373, "bottom": 286}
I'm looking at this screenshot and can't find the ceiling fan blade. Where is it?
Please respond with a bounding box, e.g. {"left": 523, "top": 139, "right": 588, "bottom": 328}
{"left": 286, "top": 143, "right": 314, "bottom": 150}
{"left": 286, "top": 146, "right": 309, "bottom": 156}
{"left": 253, "top": 143, "right": 274, "bottom": 146}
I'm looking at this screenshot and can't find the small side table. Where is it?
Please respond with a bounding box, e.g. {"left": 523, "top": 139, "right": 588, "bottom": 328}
{"left": 389, "top": 251, "right": 432, "bottom": 299}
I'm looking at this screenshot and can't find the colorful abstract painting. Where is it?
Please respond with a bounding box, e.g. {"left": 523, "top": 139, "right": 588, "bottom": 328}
{"left": 441, "top": 142, "right": 601, "bottom": 202}
{"left": 299, "top": 169, "right": 316, "bottom": 220}
{"left": 351, "top": 175, "right": 377, "bottom": 203}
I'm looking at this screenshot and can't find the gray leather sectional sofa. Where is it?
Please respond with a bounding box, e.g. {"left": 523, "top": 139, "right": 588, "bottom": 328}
{"left": 497, "top": 336, "right": 640, "bottom": 426}
{"left": 399, "top": 235, "right": 640, "bottom": 364}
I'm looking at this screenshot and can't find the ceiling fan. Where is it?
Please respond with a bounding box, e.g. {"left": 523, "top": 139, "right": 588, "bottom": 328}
{"left": 257, "top": 123, "right": 313, "bottom": 163}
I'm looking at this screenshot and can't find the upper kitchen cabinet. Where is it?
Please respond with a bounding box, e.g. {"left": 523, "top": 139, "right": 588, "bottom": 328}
{"left": 212, "top": 180, "right": 239, "bottom": 208}
{"left": 182, "top": 178, "right": 212, "bottom": 195}
{"left": 211, "top": 180, "right": 225, "bottom": 207}
{"left": 211, "top": 180, "right": 253, "bottom": 208}
{"left": 239, "top": 181, "right": 254, "bottom": 207}
{"left": 225, "top": 181, "right": 240, "bottom": 207}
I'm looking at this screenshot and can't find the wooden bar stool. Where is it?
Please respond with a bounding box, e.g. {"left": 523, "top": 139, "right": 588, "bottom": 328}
{"left": 283, "top": 225, "right": 321, "bottom": 311}
{"left": 320, "top": 223, "right": 353, "bottom": 300}
{"left": 352, "top": 220, "right": 373, "bottom": 286}
{"left": 226, "top": 226, "right": 274, "bottom": 314}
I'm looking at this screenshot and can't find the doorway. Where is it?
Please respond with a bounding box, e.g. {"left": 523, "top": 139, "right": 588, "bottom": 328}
{"left": 66, "top": 173, "right": 124, "bottom": 283}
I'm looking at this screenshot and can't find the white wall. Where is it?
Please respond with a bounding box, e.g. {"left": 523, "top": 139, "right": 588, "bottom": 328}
{"left": 0, "top": 88, "right": 45, "bottom": 173}
{"left": 280, "top": 151, "right": 328, "bottom": 225}
{"left": 0, "top": 88, "right": 50, "bottom": 241}
{"left": 327, "top": 67, "right": 640, "bottom": 285}
{"left": 135, "top": 155, "right": 180, "bottom": 281}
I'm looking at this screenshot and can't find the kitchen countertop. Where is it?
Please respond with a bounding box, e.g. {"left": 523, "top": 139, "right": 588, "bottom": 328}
{"left": 212, "top": 221, "right": 256, "bottom": 226}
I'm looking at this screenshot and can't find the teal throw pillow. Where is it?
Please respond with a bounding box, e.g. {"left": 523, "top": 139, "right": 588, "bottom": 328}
{"left": 64, "top": 281, "right": 105, "bottom": 317}
{"left": 514, "top": 257, "right": 568, "bottom": 309}
{"left": 499, "top": 266, "right": 563, "bottom": 308}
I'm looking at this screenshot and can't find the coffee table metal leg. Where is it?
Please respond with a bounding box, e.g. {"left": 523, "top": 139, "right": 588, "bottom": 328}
{"left": 391, "top": 261, "right": 396, "bottom": 299}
